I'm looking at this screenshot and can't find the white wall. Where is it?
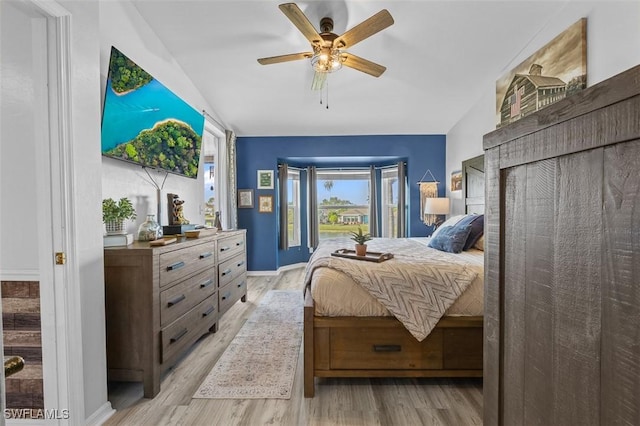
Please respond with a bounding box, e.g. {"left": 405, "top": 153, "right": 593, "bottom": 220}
{"left": 100, "top": 1, "right": 220, "bottom": 233}
{"left": 446, "top": 1, "right": 640, "bottom": 215}
{"left": 0, "top": 2, "right": 39, "bottom": 273}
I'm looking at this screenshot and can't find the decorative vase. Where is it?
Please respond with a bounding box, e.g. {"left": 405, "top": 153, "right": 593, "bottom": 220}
{"left": 137, "top": 214, "right": 162, "bottom": 241}
{"left": 105, "top": 220, "right": 125, "bottom": 235}
{"left": 213, "top": 211, "right": 222, "bottom": 231}
{"left": 355, "top": 244, "right": 367, "bottom": 256}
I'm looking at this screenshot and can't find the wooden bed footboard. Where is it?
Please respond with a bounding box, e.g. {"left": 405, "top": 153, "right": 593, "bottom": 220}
{"left": 303, "top": 291, "right": 483, "bottom": 397}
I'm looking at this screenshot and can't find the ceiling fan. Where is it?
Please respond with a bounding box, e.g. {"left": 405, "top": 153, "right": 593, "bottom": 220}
{"left": 257, "top": 3, "right": 394, "bottom": 88}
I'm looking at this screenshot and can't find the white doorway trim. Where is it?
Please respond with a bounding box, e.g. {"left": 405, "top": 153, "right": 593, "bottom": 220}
{"left": 21, "top": 1, "right": 85, "bottom": 424}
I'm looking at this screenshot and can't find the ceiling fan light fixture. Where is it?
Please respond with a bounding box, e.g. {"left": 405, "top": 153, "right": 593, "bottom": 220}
{"left": 311, "top": 47, "right": 343, "bottom": 73}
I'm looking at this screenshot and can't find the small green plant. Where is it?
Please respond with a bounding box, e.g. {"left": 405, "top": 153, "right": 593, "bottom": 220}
{"left": 350, "top": 227, "right": 372, "bottom": 245}
{"left": 102, "top": 197, "right": 137, "bottom": 223}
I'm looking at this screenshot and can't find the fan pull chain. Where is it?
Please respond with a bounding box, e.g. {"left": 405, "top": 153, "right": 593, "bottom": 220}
{"left": 326, "top": 80, "right": 329, "bottom": 109}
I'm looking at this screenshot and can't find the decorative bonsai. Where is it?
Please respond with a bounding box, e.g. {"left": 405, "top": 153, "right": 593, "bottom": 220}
{"left": 350, "top": 227, "right": 372, "bottom": 256}
{"left": 102, "top": 197, "right": 137, "bottom": 234}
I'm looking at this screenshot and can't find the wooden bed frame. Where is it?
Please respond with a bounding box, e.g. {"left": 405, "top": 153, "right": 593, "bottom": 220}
{"left": 303, "top": 157, "right": 485, "bottom": 397}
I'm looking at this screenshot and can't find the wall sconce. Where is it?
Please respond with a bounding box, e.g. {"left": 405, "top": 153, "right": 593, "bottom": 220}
{"left": 423, "top": 197, "right": 450, "bottom": 229}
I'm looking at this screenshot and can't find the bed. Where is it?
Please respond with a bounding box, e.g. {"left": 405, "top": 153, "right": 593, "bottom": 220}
{"left": 303, "top": 156, "right": 485, "bottom": 397}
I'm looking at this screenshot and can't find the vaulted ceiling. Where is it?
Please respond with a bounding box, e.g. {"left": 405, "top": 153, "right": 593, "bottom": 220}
{"left": 131, "top": 1, "right": 570, "bottom": 137}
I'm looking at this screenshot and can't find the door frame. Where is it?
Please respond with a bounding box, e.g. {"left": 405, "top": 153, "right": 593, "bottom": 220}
{"left": 24, "top": 1, "right": 85, "bottom": 423}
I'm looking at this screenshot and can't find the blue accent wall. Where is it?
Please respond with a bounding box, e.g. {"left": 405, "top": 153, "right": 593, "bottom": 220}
{"left": 236, "top": 134, "right": 446, "bottom": 271}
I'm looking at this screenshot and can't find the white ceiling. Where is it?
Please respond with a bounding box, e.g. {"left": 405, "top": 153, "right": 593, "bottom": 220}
{"left": 131, "top": 1, "right": 570, "bottom": 137}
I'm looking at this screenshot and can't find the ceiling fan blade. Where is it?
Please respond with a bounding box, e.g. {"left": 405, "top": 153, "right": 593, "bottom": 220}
{"left": 341, "top": 53, "right": 386, "bottom": 77}
{"left": 334, "top": 9, "right": 394, "bottom": 49}
{"left": 257, "top": 52, "right": 313, "bottom": 65}
{"left": 279, "top": 3, "right": 323, "bottom": 46}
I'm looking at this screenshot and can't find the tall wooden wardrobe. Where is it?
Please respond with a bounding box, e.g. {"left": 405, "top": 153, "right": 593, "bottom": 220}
{"left": 483, "top": 65, "right": 640, "bottom": 425}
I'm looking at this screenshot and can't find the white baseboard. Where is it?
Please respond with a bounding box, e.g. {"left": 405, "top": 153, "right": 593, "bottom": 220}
{"left": 0, "top": 269, "right": 40, "bottom": 281}
{"left": 85, "top": 402, "right": 115, "bottom": 426}
{"left": 247, "top": 262, "right": 306, "bottom": 277}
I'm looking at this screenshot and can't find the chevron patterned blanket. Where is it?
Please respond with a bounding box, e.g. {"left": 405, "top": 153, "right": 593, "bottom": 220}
{"left": 303, "top": 237, "right": 479, "bottom": 341}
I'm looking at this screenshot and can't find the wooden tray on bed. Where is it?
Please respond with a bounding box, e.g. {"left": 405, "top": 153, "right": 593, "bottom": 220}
{"left": 331, "top": 249, "right": 394, "bottom": 262}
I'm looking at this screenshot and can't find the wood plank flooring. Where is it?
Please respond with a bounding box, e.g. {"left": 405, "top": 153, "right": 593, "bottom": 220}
{"left": 105, "top": 267, "right": 483, "bottom": 425}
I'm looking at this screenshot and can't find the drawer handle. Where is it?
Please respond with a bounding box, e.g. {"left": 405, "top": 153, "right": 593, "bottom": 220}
{"left": 373, "top": 345, "right": 401, "bottom": 352}
{"left": 236, "top": 260, "right": 245, "bottom": 267}
{"left": 199, "top": 252, "right": 213, "bottom": 259}
{"left": 202, "top": 306, "right": 215, "bottom": 317}
{"left": 220, "top": 246, "right": 230, "bottom": 252}
{"left": 167, "top": 261, "right": 185, "bottom": 271}
{"left": 237, "top": 280, "right": 245, "bottom": 289}
{"left": 170, "top": 328, "right": 188, "bottom": 344}
{"left": 221, "top": 268, "right": 232, "bottom": 277}
{"left": 200, "top": 279, "right": 214, "bottom": 289}
{"left": 221, "top": 291, "right": 231, "bottom": 301}
{"left": 235, "top": 241, "right": 244, "bottom": 246}
{"left": 167, "top": 294, "right": 186, "bottom": 307}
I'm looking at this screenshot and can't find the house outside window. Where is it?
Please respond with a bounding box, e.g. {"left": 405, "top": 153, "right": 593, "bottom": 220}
{"left": 317, "top": 169, "right": 370, "bottom": 240}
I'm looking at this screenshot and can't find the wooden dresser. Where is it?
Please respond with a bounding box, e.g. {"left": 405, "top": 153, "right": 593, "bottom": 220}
{"left": 104, "top": 229, "right": 247, "bottom": 398}
{"left": 483, "top": 65, "right": 640, "bottom": 425}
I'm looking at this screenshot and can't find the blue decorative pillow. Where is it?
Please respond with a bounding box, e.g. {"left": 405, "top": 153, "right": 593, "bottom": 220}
{"left": 427, "top": 225, "right": 472, "bottom": 254}
{"left": 453, "top": 214, "right": 484, "bottom": 250}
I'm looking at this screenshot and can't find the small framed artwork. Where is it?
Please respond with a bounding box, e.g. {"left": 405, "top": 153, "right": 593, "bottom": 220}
{"left": 258, "top": 195, "right": 273, "bottom": 213}
{"left": 257, "top": 170, "right": 274, "bottom": 189}
{"left": 451, "top": 170, "right": 462, "bottom": 192}
{"left": 237, "top": 189, "right": 254, "bottom": 208}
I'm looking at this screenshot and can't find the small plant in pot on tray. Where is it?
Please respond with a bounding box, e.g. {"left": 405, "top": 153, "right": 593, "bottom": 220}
{"left": 102, "top": 197, "right": 137, "bottom": 235}
{"left": 350, "top": 227, "right": 372, "bottom": 256}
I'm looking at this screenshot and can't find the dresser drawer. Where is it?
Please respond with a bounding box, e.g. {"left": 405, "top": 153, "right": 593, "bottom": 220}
{"left": 329, "top": 327, "right": 443, "bottom": 370}
{"left": 159, "top": 268, "right": 217, "bottom": 327}
{"left": 160, "top": 295, "right": 218, "bottom": 363}
{"left": 217, "top": 234, "right": 245, "bottom": 263}
{"left": 219, "top": 274, "right": 247, "bottom": 315}
{"left": 218, "top": 253, "right": 246, "bottom": 288}
{"left": 159, "top": 242, "right": 215, "bottom": 288}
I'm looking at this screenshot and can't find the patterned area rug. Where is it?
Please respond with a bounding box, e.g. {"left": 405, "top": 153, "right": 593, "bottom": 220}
{"left": 193, "top": 290, "right": 303, "bottom": 399}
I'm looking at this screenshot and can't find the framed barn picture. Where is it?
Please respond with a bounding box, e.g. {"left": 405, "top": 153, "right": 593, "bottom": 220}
{"left": 496, "top": 18, "right": 587, "bottom": 128}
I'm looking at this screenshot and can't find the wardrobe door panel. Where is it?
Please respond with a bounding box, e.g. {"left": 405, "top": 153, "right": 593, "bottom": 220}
{"left": 602, "top": 140, "right": 640, "bottom": 425}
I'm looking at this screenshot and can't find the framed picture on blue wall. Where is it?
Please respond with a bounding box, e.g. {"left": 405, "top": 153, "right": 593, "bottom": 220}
{"left": 257, "top": 170, "right": 274, "bottom": 189}
{"left": 238, "top": 189, "right": 254, "bottom": 208}
{"left": 258, "top": 195, "right": 273, "bottom": 213}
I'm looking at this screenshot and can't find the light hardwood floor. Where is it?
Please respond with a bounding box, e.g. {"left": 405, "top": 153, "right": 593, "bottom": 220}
{"left": 105, "top": 267, "right": 483, "bottom": 425}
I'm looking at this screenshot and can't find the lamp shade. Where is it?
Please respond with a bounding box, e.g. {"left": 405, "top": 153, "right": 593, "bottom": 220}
{"left": 424, "top": 197, "right": 450, "bottom": 215}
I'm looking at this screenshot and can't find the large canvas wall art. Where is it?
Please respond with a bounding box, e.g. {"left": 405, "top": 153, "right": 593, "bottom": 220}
{"left": 101, "top": 46, "right": 205, "bottom": 178}
{"left": 496, "top": 18, "right": 587, "bottom": 128}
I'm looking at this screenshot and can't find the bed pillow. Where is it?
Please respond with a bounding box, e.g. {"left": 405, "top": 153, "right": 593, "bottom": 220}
{"left": 474, "top": 234, "right": 485, "bottom": 251}
{"left": 430, "top": 214, "right": 466, "bottom": 239}
{"left": 452, "top": 214, "right": 484, "bottom": 250}
{"left": 427, "top": 224, "right": 472, "bottom": 254}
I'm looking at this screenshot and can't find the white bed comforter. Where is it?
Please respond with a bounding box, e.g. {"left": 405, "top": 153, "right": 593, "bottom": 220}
{"left": 303, "top": 237, "right": 479, "bottom": 341}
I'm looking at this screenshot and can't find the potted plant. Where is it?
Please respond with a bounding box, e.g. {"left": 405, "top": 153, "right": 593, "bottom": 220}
{"left": 102, "top": 197, "right": 137, "bottom": 235}
{"left": 350, "top": 227, "right": 372, "bottom": 256}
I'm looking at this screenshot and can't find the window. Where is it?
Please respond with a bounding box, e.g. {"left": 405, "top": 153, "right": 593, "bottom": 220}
{"left": 202, "top": 121, "right": 226, "bottom": 228}
{"left": 202, "top": 128, "right": 218, "bottom": 227}
{"left": 381, "top": 166, "right": 398, "bottom": 237}
{"left": 287, "top": 169, "right": 301, "bottom": 246}
{"left": 317, "top": 169, "right": 370, "bottom": 240}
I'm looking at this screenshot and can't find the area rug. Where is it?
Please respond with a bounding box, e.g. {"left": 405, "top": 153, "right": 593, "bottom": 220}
{"left": 193, "top": 289, "right": 303, "bottom": 399}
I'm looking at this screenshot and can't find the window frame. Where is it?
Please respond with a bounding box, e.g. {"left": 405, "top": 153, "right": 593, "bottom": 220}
{"left": 287, "top": 169, "right": 301, "bottom": 247}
